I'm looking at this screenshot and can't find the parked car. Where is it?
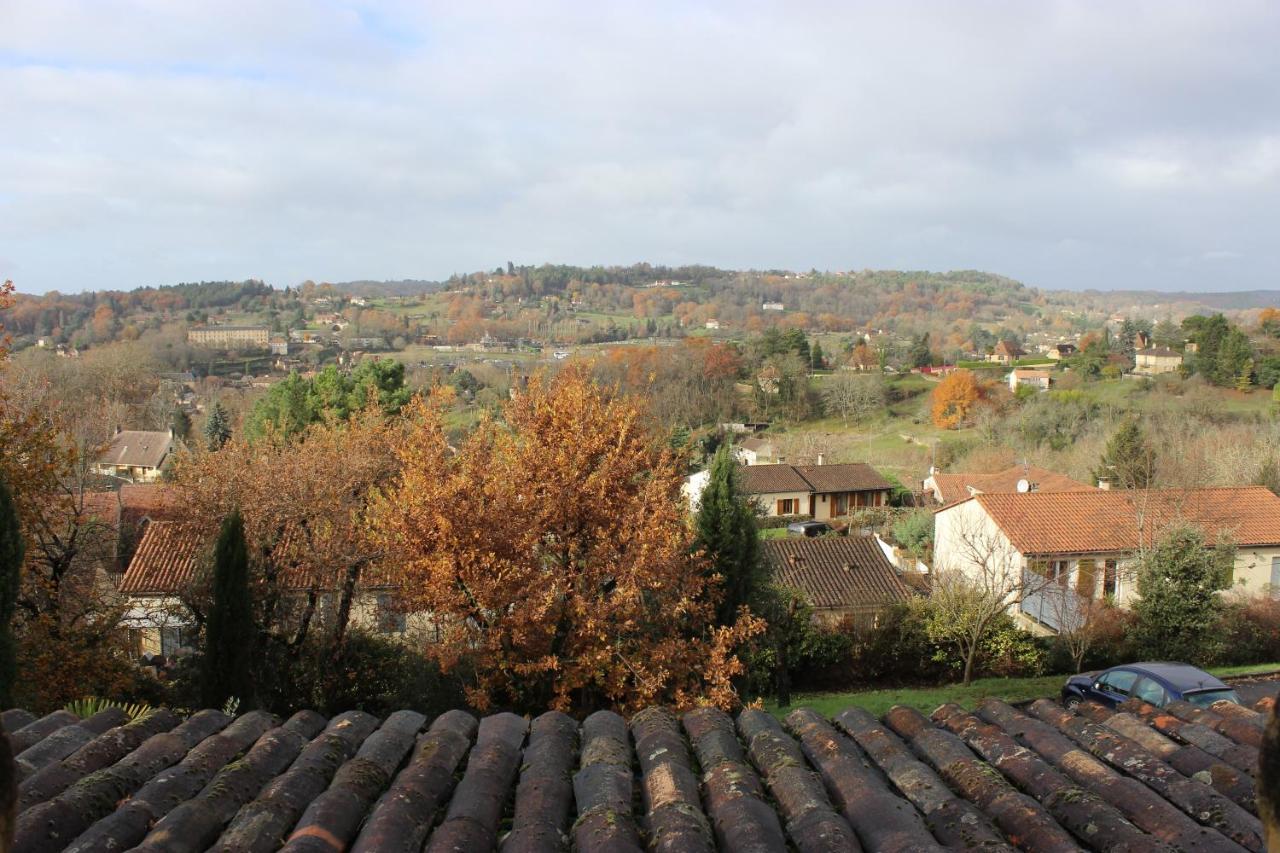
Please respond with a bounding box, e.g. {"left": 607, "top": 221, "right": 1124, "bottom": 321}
{"left": 1061, "top": 661, "right": 1239, "bottom": 710}
{"left": 786, "top": 520, "right": 833, "bottom": 538}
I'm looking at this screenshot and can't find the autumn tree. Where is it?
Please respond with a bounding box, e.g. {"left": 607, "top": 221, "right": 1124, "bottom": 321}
{"left": 202, "top": 510, "right": 255, "bottom": 709}
{"left": 930, "top": 369, "right": 984, "bottom": 429}
{"left": 0, "top": 477, "right": 21, "bottom": 708}
{"left": 373, "top": 368, "right": 763, "bottom": 713}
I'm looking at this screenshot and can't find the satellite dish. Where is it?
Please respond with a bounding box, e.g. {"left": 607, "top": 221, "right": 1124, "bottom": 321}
{"left": 1016, "top": 478, "right": 1031, "bottom": 493}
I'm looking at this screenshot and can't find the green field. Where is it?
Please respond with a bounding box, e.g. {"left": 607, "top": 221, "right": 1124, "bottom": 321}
{"left": 769, "top": 662, "right": 1280, "bottom": 719}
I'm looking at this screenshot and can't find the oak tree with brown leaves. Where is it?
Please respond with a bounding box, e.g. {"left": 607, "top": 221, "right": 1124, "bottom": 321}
{"left": 373, "top": 368, "right": 764, "bottom": 714}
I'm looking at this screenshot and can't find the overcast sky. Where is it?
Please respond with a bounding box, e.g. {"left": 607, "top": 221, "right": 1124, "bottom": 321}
{"left": 2, "top": 1, "right": 1278, "bottom": 294}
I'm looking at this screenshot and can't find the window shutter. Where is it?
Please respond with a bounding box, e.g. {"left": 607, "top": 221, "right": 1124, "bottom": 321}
{"left": 1076, "top": 559, "right": 1097, "bottom": 599}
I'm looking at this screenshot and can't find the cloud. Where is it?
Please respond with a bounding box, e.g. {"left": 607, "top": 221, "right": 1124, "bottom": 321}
{"left": 1, "top": 1, "right": 1279, "bottom": 293}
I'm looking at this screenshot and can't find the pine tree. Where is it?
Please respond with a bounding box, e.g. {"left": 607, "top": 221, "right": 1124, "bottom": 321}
{"left": 0, "top": 477, "right": 23, "bottom": 708}
{"left": 1094, "top": 417, "right": 1155, "bottom": 489}
{"left": 204, "top": 401, "right": 232, "bottom": 451}
{"left": 1130, "top": 526, "right": 1232, "bottom": 664}
{"left": 202, "top": 510, "right": 256, "bottom": 709}
{"left": 695, "top": 445, "right": 769, "bottom": 626}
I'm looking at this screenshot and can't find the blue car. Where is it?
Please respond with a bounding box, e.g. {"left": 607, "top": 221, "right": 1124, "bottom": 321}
{"left": 1061, "top": 661, "right": 1239, "bottom": 710}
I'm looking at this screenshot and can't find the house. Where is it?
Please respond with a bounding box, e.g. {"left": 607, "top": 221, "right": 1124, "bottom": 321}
{"left": 13, "top": 691, "right": 1275, "bottom": 853}
{"left": 762, "top": 301, "right": 785, "bottom": 311}
{"left": 269, "top": 337, "right": 289, "bottom": 355}
{"left": 1135, "top": 347, "right": 1183, "bottom": 376}
{"left": 1046, "top": 343, "right": 1077, "bottom": 360}
{"left": 735, "top": 437, "right": 780, "bottom": 466}
{"left": 762, "top": 535, "right": 917, "bottom": 627}
{"left": 987, "top": 340, "right": 1024, "bottom": 365}
{"left": 923, "top": 464, "right": 1095, "bottom": 506}
{"left": 740, "top": 462, "right": 892, "bottom": 520}
{"left": 704, "top": 319, "right": 721, "bottom": 330}
{"left": 1008, "top": 368, "right": 1051, "bottom": 393}
{"left": 1133, "top": 331, "right": 1151, "bottom": 350}
{"left": 118, "top": 520, "right": 423, "bottom": 658}
{"left": 186, "top": 326, "right": 270, "bottom": 349}
{"left": 93, "top": 427, "right": 179, "bottom": 483}
{"left": 932, "top": 486, "right": 1280, "bottom": 634}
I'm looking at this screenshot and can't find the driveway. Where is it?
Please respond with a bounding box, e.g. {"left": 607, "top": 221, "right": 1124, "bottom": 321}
{"left": 1228, "top": 673, "right": 1280, "bottom": 707}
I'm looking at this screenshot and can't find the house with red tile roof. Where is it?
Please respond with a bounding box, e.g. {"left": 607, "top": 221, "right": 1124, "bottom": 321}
{"left": 934, "top": 486, "right": 1280, "bottom": 633}
{"left": 739, "top": 462, "right": 892, "bottom": 520}
{"left": 923, "top": 464, "right": 1095, "bottom": 506}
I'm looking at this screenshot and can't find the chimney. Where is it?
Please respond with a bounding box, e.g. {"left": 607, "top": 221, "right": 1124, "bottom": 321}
{"left": 816, "top": 453, "right": 825, "bottom": 466}
{"left": 167, "top": 426, "right": 175, "bottom": 439}
{"left": 1097, "top": 477, "right": 1111, "bottom": 490}
{"left": 114, "top": 425, "right": 123, "bottom": 436}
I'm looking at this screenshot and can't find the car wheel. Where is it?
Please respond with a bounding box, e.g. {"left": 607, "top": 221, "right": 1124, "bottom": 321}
{"left": 1064, "top": 696, "right": 1082, "bottom": 710}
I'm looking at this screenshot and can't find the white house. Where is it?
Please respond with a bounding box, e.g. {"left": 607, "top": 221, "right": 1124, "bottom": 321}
{"left": 933, "top": 486, "right": 1280, "bottom": 634}
{"left": 923, "top": 464, "right": 1094, "bottom": 506}
{"left": 740, "top": 462, "right": 893, "bottom": 520}
{"left": 734, "top": 437, "right": 780, "bottom": 466}
{"left": 1007, "top": 368, "right": 1051, "bottom": 393}
{"left": 705, "top": 319, "right": 721, "bottom": 330}
{"left": 94, "top": 428, "right": 179, "bottom": 483}
{"left": 762, "top": 302, "right": 785, "bottom": 312}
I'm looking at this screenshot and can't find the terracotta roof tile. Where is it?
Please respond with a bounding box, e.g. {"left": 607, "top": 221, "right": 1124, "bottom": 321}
{"left": 96, "top": 430, "right": 176, "bottom": 470}
{"left": 118, "top": 521, "right": 204, "bottom": 595}
{"left": 930, "top": 464, "right": 1094, "bottom": 506}
{"left": 11, "top": 685, "right": 1274, "bottom": 852}
{"left": 739, "top": 463, "right": 812, "bottom": 494}
{"left": 762, "top": 535, "right": 915, "bottom": 611}
{"left": 973, "top": 486, "right": 1280, "bottom": 555}
{"left": 740, "top": 462, "right": 891, "bottom": 495}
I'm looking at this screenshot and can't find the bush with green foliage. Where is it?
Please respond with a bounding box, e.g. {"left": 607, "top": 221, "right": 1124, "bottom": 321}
{"left": 202, "top": 510, "right": 256, "bottom": 709}
{"left": 1127, "top": 525, "right": 1233, "bottom": 664}
{"left": 1217, "top": 595, "right": 1280, "bottom": 666}
{"left": 891, "top": 510, "right": 934, "bottom": 557}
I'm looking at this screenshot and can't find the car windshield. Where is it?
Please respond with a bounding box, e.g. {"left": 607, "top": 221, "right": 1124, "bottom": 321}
{"left": 1183, "top": 688, "right": 1239, "bottom": 708}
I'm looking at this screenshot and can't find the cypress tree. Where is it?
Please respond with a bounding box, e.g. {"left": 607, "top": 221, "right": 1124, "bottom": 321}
{"left": 0, "top": 476, "right": 22, "bottom": 709}
{"left": 202, "top": 509, "right": 255, "bottom": 709}
{"left": 204, "top": 401, "right": 232, "bottom": 450}
{"left": 695, "top": 446, "right": 769, "bottom": 625}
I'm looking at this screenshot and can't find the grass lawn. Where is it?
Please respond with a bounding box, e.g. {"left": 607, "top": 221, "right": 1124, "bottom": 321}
{"left": 769, "top": 662, "right": 1280, "bottom": 720}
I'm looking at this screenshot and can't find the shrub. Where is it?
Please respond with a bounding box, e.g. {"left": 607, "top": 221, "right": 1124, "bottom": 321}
{"left": 1217, "top": 595, "right": 1280, "bottom": 666}
{"left": 891, "top": 511, "right": 934, "bottom": 557}
{"left": 754, "top": 513, "right": 814, "bottom": 530}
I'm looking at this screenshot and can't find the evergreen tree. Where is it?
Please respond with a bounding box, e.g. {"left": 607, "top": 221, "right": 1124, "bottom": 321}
{"left": 170, "top": 408, "right": 192, "bottom": 442}
{"left": 810, "top": 340, "right": 825, "bottom": 370}
{"left": 204, "top": 401, "right": 232, "bottom": 451}
{"left": 202, "top": 510, "right": 256, "bottom": 709}
{"left": 0, "top": 477, "right": 23, "bottom": 708}
{"left": 695, "top": 446, "right": 769, "bottom": 625}
{"left": 1094, "top": 417, "right": 1155, "bottom": 489}
{"left": 1130, "top": 526, "right": 1232, "bottom": 664}
{"left": 908, "top": 333, "right": 932, "bottom": 368}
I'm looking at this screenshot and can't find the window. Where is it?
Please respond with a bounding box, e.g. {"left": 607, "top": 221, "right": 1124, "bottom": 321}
{"left": 1097, "top": 669, "right": 1138, "bottom": 695}
{"left": 1049, "top": 560, "right": 1070, "bottom": 588}
{"left": 376, "top": 594, "right": 407, "bottom": 634}
{"left": 1103, "top": 560, "right": 1119, "bottom": 598}
{"left": 1271, "top": 556, "right": 1280, "bottom": 599}
{"left": 777, "top": 498, "right": 798, "bottom": 515}
{"left": 832, "top": 494, "right": 849, "bottom": 515}
{"left": 1131, "top": 677, "right": 1167, "bottom": 707}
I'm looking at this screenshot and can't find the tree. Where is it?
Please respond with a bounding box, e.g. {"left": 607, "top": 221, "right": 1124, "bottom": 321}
{"left": 202, "top": 510, "right": 255, "bottom": 708}
{"left": 204, "top": 401, "right": 232, "bottom": 450}
{"left": 244, "top": 359, "right": 409, "bottom": 441}
{"left": 1094, "top": 417, "right": 1155, "bottom": 489}
{"left": 930, "top": 369, "right": 983, "bottom": 429}
{"left": 170, "top": 407, "right": 192, "bottom": 442}
{"left": 373, "top": 368, "right": 764, "bottom": 713}
{"left": 1152, "top": 318, "right": 1182, "bottom": 349}
{"left": 695, "top": 446, "right": 768, "bottom": 625}
{"left": 1129, "top": 526, "right": 1232, "bottom": 664}
{"left": 822, "top": 372, "right": 885, "bottom": 425}
{"left": 0, "top": 477, "right": 22, "bottom": 708}
{"left": 908, "top": 333, "right": 932, "bottom": 369}
{"left": 928, "top": 511, "right": 1051, "bottom": 685}
{"left": 810, "top": 340, "right": 826, "bottom": 370}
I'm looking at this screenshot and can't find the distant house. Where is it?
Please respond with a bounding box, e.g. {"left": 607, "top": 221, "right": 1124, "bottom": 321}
{"left": 704, "top": 319, "right": 721, "bottom": 330}
{"left": 118, "top": 520, "right": 426, "bottom": 658}
{"left": 763, "top": 536, "right": 917, "bottom": 627}
{"left": 187, "top": 326, "right": 270, "bottom": 349}
{"left": 923, "top": 464, "right": 1094, "bottom": 506}
{"left": 735, "top": 437, "right": 780, "bottom": 466}
{"left": 1008, "top": 368, "right": 1051, "bottom": 393}
{"left": 1134, "top": 347, "right": 1183, "bottom": 376}
{"left": 740, "top": 462, "right": 892, "bottom": 520}
{"left": 987, "top": 340, "right": 1024, "bottom": 365}
{"left": 1047, "top": 343, "right": 1077, "bottom": 361}
{"left": 762, "top": 302, "right": 785, "bottom": 312}
{"left": 932, "top": 486, "right": 1280, "bottom": 634}
{"left": 1133, "top": 331, "right": 1151, "bottom": 350}
{"left": 269, "top": 337, "right": 289, "bottom": 355}
{"left": 94, "top": 428, "right": 178, "bottom": 483}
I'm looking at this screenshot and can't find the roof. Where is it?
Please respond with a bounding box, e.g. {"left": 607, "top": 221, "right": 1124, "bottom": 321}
{"left": 118, "top": 521, "right": 204, "bottom": 594}
{"left": 190, "top": 325, "right": 269, "bottom": 332}
{"left": 763, "top": 535, "right": 915, "bottom": 610}
{"left": 8, "top": 688, "right": 1274, "bottom": 852}
{"left": 96, "top": 430, "right": 175, "bottom": 470}
{"left": 1138, "top": 347, "right": 1183, "bottom": 358}
{"left": 738, "top": 437, "right": 773, "bottom": 453}
{"left": 740, "top": 462, "right": 891, "bottom": 495}
{"left": 967, "top": 486, "right": 1280, "bottom": 555}
{"left": 1011, "top": 369, "right": 1051, "bottom": 379}
{"left": 928, "top": 464, "right": 1094, "bottom": 505}
{"left": 993, "top": 340, "right": 1024, "bottom": 356}
{"left": 1054, "top": 343, "right": 1077, "bottom": 352}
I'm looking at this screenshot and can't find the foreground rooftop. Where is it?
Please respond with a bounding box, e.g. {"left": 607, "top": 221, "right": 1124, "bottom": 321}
{"left": 5, "top": 689, "right": 1273, "bottom": 852}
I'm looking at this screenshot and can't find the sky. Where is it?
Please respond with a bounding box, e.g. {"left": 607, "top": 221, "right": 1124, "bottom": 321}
{"left": 2, "top": 1, "right": 1279, "bottom": 295}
